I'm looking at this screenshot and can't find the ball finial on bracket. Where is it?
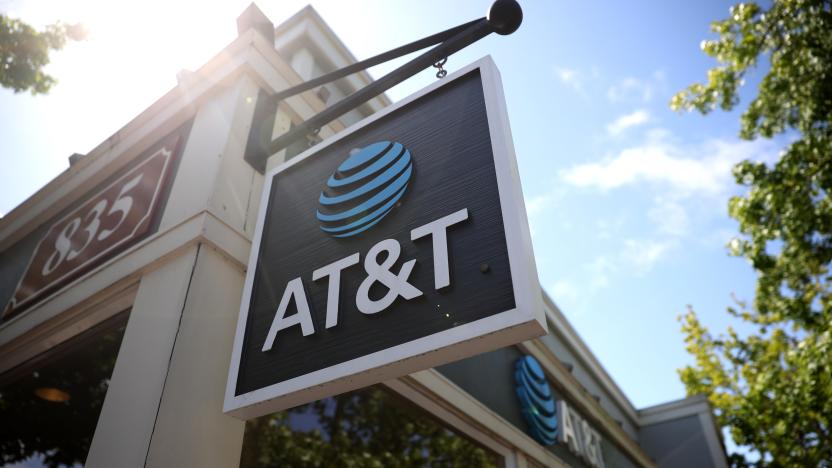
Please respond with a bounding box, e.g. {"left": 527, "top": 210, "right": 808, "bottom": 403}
{"left": 487, "top": 0, "right": 523, "bottom": 35}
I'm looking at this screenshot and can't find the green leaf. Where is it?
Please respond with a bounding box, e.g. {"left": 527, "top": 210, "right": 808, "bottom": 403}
{"left": 675, "top": 0, "right": 832, "bottom": 465}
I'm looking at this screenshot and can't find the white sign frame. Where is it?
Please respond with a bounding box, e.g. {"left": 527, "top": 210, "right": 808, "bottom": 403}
{"left": 224, "top": 56, "right": 545, "bottom": 419}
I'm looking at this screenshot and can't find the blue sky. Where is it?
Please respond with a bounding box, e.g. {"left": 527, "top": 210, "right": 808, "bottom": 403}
{"left": 0, "top": 0, "right": 779, "bottom": 414}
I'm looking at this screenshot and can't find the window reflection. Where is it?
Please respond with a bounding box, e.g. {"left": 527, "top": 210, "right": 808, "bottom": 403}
{"left": 0, "top": 314, "right": 127, "bottom": 468}
{"left": 241, "top": 386, "right": 501, "bottom": 467}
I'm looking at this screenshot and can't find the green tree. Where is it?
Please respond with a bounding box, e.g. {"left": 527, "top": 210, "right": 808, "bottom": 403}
{"left": 0, "top": 14, "right": 85, "bottom": 94}
{"left": 672, "top": 0, "right": 832, "bottom": 465}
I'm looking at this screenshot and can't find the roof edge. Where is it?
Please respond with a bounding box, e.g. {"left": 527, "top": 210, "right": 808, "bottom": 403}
{"left": 639, "top": 394, "right": 728, "bottom": 467}
{"left": 274, "top": 5, "right": 391, "bottom": 107}
{"left": 638, "top": 394, "right": 711, "bottom": 425}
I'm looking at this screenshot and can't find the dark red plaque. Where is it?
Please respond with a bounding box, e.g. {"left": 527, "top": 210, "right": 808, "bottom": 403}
{"left": 5, "top": 135, "right": 180, "bottom": 317}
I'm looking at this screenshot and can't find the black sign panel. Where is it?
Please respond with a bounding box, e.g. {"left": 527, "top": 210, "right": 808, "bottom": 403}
{"left": 226, "top": 58, "right": 544, "bottom": 418}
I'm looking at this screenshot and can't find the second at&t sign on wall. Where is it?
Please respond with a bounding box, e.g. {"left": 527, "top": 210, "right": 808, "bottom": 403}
{"left": 225, "top": 57, "right": 545, "bottom": 418}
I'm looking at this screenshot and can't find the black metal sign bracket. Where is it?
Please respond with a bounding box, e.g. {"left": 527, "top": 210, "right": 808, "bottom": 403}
{"left": 244, "top": 0, "right": 522, "bottom": 173}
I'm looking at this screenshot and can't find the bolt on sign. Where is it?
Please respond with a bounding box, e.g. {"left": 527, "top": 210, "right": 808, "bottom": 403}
{"left": 3, "top": 132, "right": 183, "bottom": 318}
{"left": 225, "top": 57, "right": 545, "bottom": 418}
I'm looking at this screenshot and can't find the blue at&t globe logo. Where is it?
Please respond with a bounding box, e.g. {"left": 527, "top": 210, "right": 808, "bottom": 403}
{"left": 316, "top": 141, "right": 413, "bottom": 238}
{"left": 515, "top": 355, "right": 558, "bottom": 445}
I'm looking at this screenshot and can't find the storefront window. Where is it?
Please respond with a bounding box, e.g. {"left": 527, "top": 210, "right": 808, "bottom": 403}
{"left": 0, "top": 314, "right": 127, "bottom": 467}
{"left": 240, "top": 385, "right": 502, "bottom": 467}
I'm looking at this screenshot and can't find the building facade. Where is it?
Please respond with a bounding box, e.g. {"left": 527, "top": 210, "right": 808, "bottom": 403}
{"left": 0, "top": 5, "right": 727, "bottom": 468}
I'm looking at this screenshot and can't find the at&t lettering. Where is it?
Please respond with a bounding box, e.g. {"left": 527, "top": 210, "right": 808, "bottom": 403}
{"left": 261, "top": 208, "right": 469, "bottom": 352}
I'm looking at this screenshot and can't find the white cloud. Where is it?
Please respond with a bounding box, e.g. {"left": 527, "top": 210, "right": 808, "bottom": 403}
{"left": 524, "top": 187, "right": 568, "bottom": 238}
{"left": 606, "top": 71, "right": 669, "bottom": 104}
{"left": 525, "top": 194, "right": 554, "bottom": 217}
{"left": 559, "top": 134, "right": 776, "bottom": 196}
{"left": 596, "top": 214, "right": 627, "bottom": 240}
{"left": 652, "top": 70, "right": 667, "bottom": 82}
{"left": 703, "top": 227, "right": 738, "bottom": 248}
{"left": 606, "top": 109, "right": 650, "bottom": 136}
{"left": 648, "top": 197, "right": 690, "bottom": 237}
{"left": 622, "top": 239, "right": 674, "bottom": 274}
{"left": 554, "top": 67, "right": 585, "bottom": 95}
{"left": 544, "top": 240, "right": 672, "bottom": 308}
{"left": 552, "top": 131, "right": 778, "bottom": 284}
{"left": 524, "top": 194, "right": 552, "bottom": 238}
{"left": 607, "top": 77, "right": 653, "bottom": 103}
{"left": 546, "top": 257, "right": 618, "bottom": 313}
{"left": 556, "top": 67, "right": 578, "bottom": 83}
{"left": 578, "top": 239, "right": 670, "bottom": 289}
{"left": 585, "top": 255, "right": 616, "bottom": 288}
{"left": 551, "top": 280, "right": 579, "bottom": 306}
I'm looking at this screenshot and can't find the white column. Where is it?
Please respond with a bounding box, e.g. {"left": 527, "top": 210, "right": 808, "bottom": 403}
{"left": 289, "top": 48, "right": 316, "bottom": 81}
{"left": 88, "top": 73, "right": 265, "bottom": 467}
{"left": 159, "top": 75, "right": 261, "bottom": 233}
{"left": 144, "top": 246, "right": 246, "bottom": 467}
{"left": 86, "top": 246, "right": 200, "bottom": 467}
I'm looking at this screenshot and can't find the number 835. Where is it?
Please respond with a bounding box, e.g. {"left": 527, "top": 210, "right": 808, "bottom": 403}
{"left": 41, "top": 173, "right": 144, "bottom": 276}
